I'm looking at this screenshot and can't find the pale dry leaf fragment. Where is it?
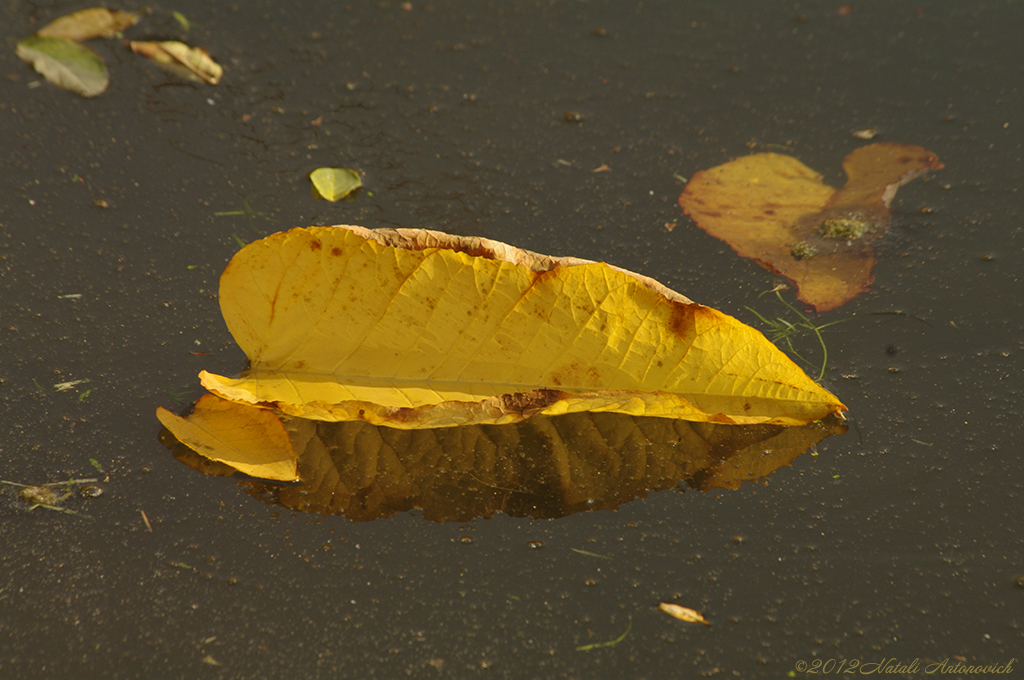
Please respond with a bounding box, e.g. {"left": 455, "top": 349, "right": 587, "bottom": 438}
{"left": 310, "top": 168, "right": 362, "bottom": 201}
{"left": 37, "top": 8, "right": 140, "bottom": 41}
{"left": 156, "top": 394, "right": 298, "bottom": 481}
{"left": 16, "top": 36, "right": 109, "bottom": 97}
{"left": 658, "top": 602, "right": 709, "bottom": 625}
{"left": 129, "top": 41, "right": 222, "bottom": 84}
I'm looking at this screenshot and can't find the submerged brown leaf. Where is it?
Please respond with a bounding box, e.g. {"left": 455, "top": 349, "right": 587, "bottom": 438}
{"left": 158, "top": 395, "right": 846, "bottom": 522}
{"left": 678, "top": 143, "right": 943, "bottom": 311}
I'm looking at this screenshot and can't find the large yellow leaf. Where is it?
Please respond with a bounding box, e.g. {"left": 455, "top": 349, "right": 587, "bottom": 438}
{"left": 199, "top": 226, "right": 845, "bottom": 428}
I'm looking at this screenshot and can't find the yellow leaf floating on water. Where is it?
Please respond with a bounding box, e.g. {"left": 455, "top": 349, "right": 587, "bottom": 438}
{"left": 310, "top": 167, "right": 362, "bottom": 201}
{"left": 156, "top": 394, "right": 297, "bottom": 481}
{"left": 198, "top": 226, "right": 845, "bottom": 429}
{"left": 658, "top": 603, "right": 709, "bottom": 625}
{"left": 129, "top": 41, "right": 222, "bottom": 84}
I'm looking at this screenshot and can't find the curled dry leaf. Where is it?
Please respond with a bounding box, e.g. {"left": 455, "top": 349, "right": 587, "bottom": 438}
{"left": 156, "top": 394, "right": 297, "bottom": 481}
{"left": 658, "top": 603, "right": 709, "bottom": 625}
{"left": 310, "top": 168, "right": 362, "bottom": 201}
{"left": 37, "top": 8, "right": 139, "bottom": 41}
{"left": 678, "top": 143, "right": 943, "bottom": 311}
{"left": 16, "top": 36, "right": 109, "bottom": 97}
{"left": 129, "top": 41, "right": 222, "bottom": 84}
{"left": 197, "top": 225, "right": 845, "bottom": 429}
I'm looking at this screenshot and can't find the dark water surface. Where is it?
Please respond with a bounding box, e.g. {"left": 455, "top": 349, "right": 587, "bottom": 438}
{"left": 2, "top": 2, "right": 1021, "bottom": 678}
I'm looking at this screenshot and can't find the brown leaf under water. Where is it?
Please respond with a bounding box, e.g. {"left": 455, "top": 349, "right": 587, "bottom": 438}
{"left": 678, "top": 143, "right": 943, "bottom": 311}
{"left": 159, "top": 395, "right": 846, "bottom": 522}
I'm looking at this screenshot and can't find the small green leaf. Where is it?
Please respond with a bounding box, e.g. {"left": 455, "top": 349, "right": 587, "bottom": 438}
{"left": 172, "top": 11, "right": 191, "bottom": 32}
{"left": 310, "top": 167, "right": 362, "bottom": 202}
{"left": 16, "top": 36, "right": 109, "bottom": 97}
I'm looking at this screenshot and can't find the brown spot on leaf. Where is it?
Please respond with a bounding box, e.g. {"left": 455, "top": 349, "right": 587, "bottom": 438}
{"left": 331, "top": 247, "right": 343, "bottom": 256}
{"left": 667, "top": 302, "right": 695, "bottom": 338}
{"left": 310, "top": 239, "right": 322, "bottom": 251}
{"left": 446, "top": 242, "right": 498, "bottom": 260}
{"left": 498, "top": 389, "right": 563, "bottom": 419}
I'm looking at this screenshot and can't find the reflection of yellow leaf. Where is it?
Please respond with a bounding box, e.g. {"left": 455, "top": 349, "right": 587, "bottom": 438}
{"left": 199, "top": 226, "right": 845, "bottom": 428}
{"left": 679, "top": 144, "right": 943, "bottom": 311}
{"left": 156, "top": 395, "right": 297, "bottom": 480}
{"left": 310, "top": 168, "right": 361, "bottom": 201}
{"left": 658, "top": 603, "right": 709, "bottom": 625}
{"left": 129, "top": 41, "right": 222, "bottom": 84}
{"left": 37, "top": 8, "right": 139, "bottom": 41}
{"left": 162, "top": 395, "right": 845, "bottom": 516}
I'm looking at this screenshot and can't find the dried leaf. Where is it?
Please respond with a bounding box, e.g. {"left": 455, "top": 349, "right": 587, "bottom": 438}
{"left": 198, "top": 226, "right": 845, "bottom": 428}
{"left": 678, "top": 143, "right": 943, "bottom": 311}
{"left": 310, "top": 168, "right": 362, "bottom": 201}
{"left": 16, "top": 36, "right": 109, "bottom": 97}
{"left": 156, "top": 395, "right": 297, "bottom": 481}
{"left": 37, "top": 8, "right": 139, "bottom": 41}
{"left": 129, "top": 41, "right": 222, "bottom": 84}
{"left": 658, "top": 603, "right": 709, "bottom": 625}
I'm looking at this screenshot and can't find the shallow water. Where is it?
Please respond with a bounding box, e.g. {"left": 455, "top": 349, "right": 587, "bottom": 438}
{"left": 2, "top": 1, "right": 1021, "bottom": 678}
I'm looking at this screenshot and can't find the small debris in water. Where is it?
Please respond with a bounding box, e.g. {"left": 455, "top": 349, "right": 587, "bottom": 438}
{"left": 19, "top": 485, "right": 59, "bottom": 506}
{"left": 79, "top": 485, "right": 103, "bottom": 498}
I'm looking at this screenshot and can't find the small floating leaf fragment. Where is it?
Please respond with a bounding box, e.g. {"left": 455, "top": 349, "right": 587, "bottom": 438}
{"left": 16, "top": 36, "right": 109, "bottom": 97}
{"left": 310, "top": 168, "right": 362, "bottom": 201}
{"left": 37, "top": 8, "right": 140, "bottom": 41}
{"left": 658, "top": 602, "right": 709, "bottom": 625}
{"left": 129, "top": 41, "right": 222, "bottom": 84}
